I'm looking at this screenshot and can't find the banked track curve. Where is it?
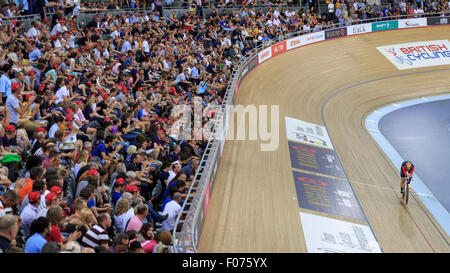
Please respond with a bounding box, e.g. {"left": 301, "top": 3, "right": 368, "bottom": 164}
{"left": 199, "top": 26, "right": 450, "bottom": 253}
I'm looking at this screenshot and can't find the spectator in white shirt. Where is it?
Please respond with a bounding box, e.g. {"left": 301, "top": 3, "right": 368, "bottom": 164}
{"left": 26, "top": 21, "right": 41, "bottom": 39}
{"left": 273, "top": 16, "right": 281, "bottom": 27}
{"left": 51, "top": 21, "right": 62, "bottom": 36}
{"left": 121, "top": 37, "right": 133, "bottom": 53}
{"left": 161, "top": 192, "right": 182, "bottom": 232}
{"left": 328, "top": 0, "right": 335, "bottom": 13}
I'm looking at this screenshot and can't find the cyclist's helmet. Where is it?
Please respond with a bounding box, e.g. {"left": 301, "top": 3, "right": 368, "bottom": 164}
{"left": 406, "top": 162, "right": 412, "bottom": 170}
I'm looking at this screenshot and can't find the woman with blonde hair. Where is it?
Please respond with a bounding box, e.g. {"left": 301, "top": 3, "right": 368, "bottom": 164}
{"left": 114, "top": 198, "right": 134, "bottom": 233}
{"left": 74, "top": 150, "right": 89, "bottom": 177}
{"left": 80, "top": 208, "right": 95, "bottom": 231}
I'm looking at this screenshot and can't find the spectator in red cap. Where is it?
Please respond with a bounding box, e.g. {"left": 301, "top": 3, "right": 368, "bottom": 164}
{"left": 125, "top": 184, "right": 139, "bottom": 195}
{"left": 3, "top": 124, "right": 19, "bottom": 154}
{"left": 65, "top": 108, "right": 74, "bottom": 115}
{"left": 5, "top": 124, "right": 16, "bottom": 134}
{"left": 6, "top": 81, "right": 35, "bottom": 126}
{"left": 36, "top": 192, "right": 59, "bottom": 218}
{"left": 88, "top": 169, "right": 99, "bottom": 177}
{"left": 111, "top": 178, "right": 126, "bottom": 206}
{"left": 36, "top": 127, "right": 46, "bottom": 133}
{"left": 24, "top": 70, "right": 37, "bottom": 92}
{"left": 50, "top": 186, "right": 63, "bottom": 196}
{"left": 20, "top": 191, "right": 41, "bottom": 237}
{"left": 50, "top": 186, "right": 63, "bottom": 202}
{"left": 64, "top": 114, "right": 74, "bottom": 128}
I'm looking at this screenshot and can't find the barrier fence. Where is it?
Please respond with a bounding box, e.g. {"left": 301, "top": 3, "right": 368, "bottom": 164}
{"left": 171, "top": 13, "right": 450, "bottom": 252}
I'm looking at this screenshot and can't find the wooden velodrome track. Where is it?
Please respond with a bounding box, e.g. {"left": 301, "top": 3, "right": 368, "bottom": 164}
{"left": 198, "top": 26, "right": 450, "bottom": 253}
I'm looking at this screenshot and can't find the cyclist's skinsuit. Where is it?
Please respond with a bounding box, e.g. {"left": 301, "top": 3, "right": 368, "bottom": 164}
{"left": 400, "top": 161, "right": 415, "bottom": 178}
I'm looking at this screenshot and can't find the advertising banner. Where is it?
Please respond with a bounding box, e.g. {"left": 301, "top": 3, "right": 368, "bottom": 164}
{"left": 285, "top": 116, "right": 334, "bottom": 149}
{"left": 398, "top": 18, "right": 427, "bottom": 29}
{"left": 347, "top": 23, "right": 372, "bottom": 36}
{"left": 300, "top": 212, "right": 382, "bottom": 253}
{"left": 325, "top": 27, "right": 347, "bottom": 40}
{"left": 377, "top": 40, "right": 450, "bottom": 70}
{"left": 271, "top": 41, "right": 287, "bottom": 57}
{"left": 286, "top": 36, "right": 302, "bottom": 50}
{"left": 288, "top": 141, "right": 346, "bottom": 179}
{"left": 372, "top": 20, "right": 398, "bottom": 31}
{"left": 204, "top": 179, "right": 210, "bottom": 217}
{"left": 258, "top": 47, "right": 272, "bottom": 63}
{"left": 300, "top": 31, "right": 325, "bottom": 46}
{"left": 238, "top": 55, "right": 258, "bottom": 83}
{"left": 293, "top": 170, "right": 367, "bottom": 222}
{"left": 427, "top": 16, "right": 450, "bottom": 26}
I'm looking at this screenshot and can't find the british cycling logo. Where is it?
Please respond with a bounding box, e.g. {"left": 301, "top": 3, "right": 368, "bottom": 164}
{"left": 385, "top": 48, "right": 397, "bottom": 56}
{"left": 385, "top": 48, "right": 413, "bottom": 65}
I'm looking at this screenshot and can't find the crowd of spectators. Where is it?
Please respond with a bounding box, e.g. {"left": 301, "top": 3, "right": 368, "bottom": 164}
{"left": 0, "top": 0, "right": 449, "bottom": 254}
{"left": 326, "top": 0, "right": 450, "bottom": 24}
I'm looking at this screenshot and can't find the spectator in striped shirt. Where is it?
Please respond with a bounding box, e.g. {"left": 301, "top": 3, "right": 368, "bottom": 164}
{"left": 80, "top": 213, "right": 111, "bottom": 249}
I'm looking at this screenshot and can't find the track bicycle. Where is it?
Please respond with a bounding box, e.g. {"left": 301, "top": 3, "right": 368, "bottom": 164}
{"left": 402, "top": 176, "right": 412, "bottom": 205}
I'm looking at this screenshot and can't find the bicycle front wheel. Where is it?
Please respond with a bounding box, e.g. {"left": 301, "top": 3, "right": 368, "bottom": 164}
{"left": 404, "top": 182, "right": 409, "bottom": 205}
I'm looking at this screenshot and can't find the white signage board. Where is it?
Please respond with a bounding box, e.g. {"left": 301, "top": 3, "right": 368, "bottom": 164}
{"left": 285, "top": 116, "right": 334, "bottom": 149}
{"left": 347, "top": 23, "right": 372, "bottom": 36}
{"left": 258, "top": 47, "right": 272, "bottom": 63}
{"left": 300, "top": 31, "right": 325, "bottom": 46}
{"left": 398, "top": 18, "right": 427, "bottom": 29}
{"left": 377, "top": 40, "right": 450, "bottom": 70}
{"left": 286, "top": 36, "right": 302, "bottom": 50}
{"left": 300, "top": 212, "right": 382, "bottom": 253}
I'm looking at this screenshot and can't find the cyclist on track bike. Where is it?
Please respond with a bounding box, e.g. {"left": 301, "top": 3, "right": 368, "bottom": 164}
{"left": 400, "top": 161, "right": 414, "bottom": 199}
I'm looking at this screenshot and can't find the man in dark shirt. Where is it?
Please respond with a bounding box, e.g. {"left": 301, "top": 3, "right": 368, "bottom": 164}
{"left": 2, "top": 125, "right": 18, "bottom": 152}
{"left": 181, "top": 159, "right": 198, "bottom": 181}
{"left": 206, "top": 60, "right": 217, "bottom": 74}
{"left": 125, "top": 153, "right": 141, "bottom": 173}
{"left": 0, "top": 215, "right": 21, "bottom": 253}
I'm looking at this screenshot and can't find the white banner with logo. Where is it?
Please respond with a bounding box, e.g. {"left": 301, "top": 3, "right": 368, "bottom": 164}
{"left": 300, "top": 31, "right": 325, "bottom": 46}
{"left": 285, "top": 116, "right": 334, "bottom": 149}
{"left": 398, "top": 18, "right": 427, "bottom": 29}
{"left": 300, "top": 212, "right": 382, "bottom": 253}
{"left": 376, "top": 40, "right": 450, "bottom": 70}
{"left": 347, "top": 23, "right": 372, "bottom": 36}
{"left": 286, "top": 36, "right": 302, "bottom": 50}
{"left": 258, "top": 47, "right": 272, "bottom": 63}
